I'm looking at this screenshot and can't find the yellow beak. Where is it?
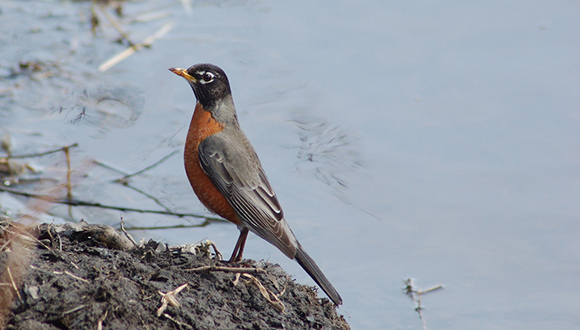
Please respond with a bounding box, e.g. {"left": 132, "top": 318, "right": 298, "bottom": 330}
{"left": 169, "top": 67, "right": 197, "bottom": 83}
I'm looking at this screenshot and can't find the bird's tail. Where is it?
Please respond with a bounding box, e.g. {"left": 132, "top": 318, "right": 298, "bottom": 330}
{"left": 294, "top": 245, "right": 342, "bottom": 305}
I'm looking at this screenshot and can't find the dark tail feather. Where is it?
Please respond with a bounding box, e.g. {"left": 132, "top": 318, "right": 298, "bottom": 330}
{"left": 294, "top": 245, "right": 343, "bottom": 305}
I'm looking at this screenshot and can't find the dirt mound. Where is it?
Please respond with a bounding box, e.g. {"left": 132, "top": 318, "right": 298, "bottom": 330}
{"left": 0, "top": 220, "right": 349, "bottom": 329}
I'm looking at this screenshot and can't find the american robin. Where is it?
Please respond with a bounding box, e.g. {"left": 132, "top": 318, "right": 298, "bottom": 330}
{"left": 169, "top": 63, "right": 342, "bottom": 306}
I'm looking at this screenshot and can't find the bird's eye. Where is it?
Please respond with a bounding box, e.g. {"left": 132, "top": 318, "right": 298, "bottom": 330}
{"left": 202, "top": 72, "right": 215, "bottom": 83}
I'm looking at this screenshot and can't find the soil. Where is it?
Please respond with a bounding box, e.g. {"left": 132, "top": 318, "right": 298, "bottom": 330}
{"left": 0, "top": 220, "right": 349, "bottom": 330}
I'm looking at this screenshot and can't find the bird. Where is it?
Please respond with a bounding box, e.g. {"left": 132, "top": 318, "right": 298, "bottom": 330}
{"left": 169, "top": 63, "right": 342, "bottom": 306}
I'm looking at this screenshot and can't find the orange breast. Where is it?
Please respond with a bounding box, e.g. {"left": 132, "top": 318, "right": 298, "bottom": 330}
{"left": 184, "top": 103, "right": 241, "bottom": 225}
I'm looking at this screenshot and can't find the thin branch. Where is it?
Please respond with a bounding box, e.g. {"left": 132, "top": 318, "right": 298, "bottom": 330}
{"left": 417, "top": 284, "right": 443, "bottom": 295}
{"left": 97, "top": 310, "right": 108, "bottom": 330}
{"left": 94, "top": 153, "right": 178, "bottom": 212}
{"left": 186, "top": 265, "right": 265, "bottom": 274}
{"left": 7, "top": 267, "right": 22, "bottom": 302}
{"left": 98, "top": 6, "right": 136, "bottom": 47}
{"left": 122, "top": 183, "right": 172, "bottom": 213}
{"left": 5, "top": 143, "right": 79, "bottom": 159}
{"left": 53, "top": 270, "right": 90, "bottom": 283}
{"left": 0, "top": 186, "right": 224, "bottom": 221}
{"left": 163, "top": 314, "right": 192, "bottom": 329}
{"left": 120, "top": 221, "right": 217, "bottom": 231}
{"left": 64, "top": 145, "right": 73, "bottom": 201}
{"left": 64, "top": 144, "right": 74, "bottom": 219}
{"left": 243, "top": 273, "right": 285, "bottom": 313}
{"left": 91, "top": 159, "right": 128, "bottom": 175}
{"left": 157, "top": 283, "right": 188, "bottom": 316}
{"left": 63, "top": 304, "right": 87, "bottom": 315}
{"left": 98, "top": 22, "right": 174, "bottom": 72}
{"left": 121, "top": 11, "right": 171, "bottom": 24}
{"left": 114, "top": 150, "right": 178, "bottom": 183}
{"left": 120, "top": 216, "right": 138, "bottom": 247}
{"left": 404, "top": 278, "right": 444, "bottom": 330}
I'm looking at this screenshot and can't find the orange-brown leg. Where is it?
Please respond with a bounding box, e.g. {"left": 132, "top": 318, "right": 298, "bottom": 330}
{"left": 229, "top": 227, "right": 249, "bottom": 263}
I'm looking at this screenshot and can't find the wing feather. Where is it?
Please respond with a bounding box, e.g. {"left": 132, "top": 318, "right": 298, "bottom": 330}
{"left": 198, "top": 134, "right": 297, "bottom": 258}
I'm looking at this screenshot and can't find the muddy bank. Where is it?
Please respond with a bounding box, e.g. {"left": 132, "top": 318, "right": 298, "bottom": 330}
{"left": 0, "top": 220, "right": 349, "bottom": 329}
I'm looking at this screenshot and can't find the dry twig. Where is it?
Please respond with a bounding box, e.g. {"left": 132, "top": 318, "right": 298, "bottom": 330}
{"left": 98, "top": 6, "right": 136, "bottom": 47}
{"left": 186, "top": 265, "right": 264, "bottom": 274}
{"left": 405, "top": 278, "right": 444, "bottom": 330}
{"left": 120, "top": 216, "right": 138, "bottom": 247}
{"left": 53, "top": 270, "right": 90, "bottom": 283}
{"left": 93, "top": 157, "right": 175, "bottom": 213}
{"left": 6, "top": 267, "right": 22, "bottom": 302}
{"left": 63, "top": 145, "right": 74, "bottom": 218}
{"left": 176, "top": 240, "right": 223, "bottom": 260}
{"left": 63, "top": 304, "right": 87, "bottom": 315}
{"left": 0, "top": 186, "right": 222, "bottom": 220}
{"left": 97, "top": 310, "right": 108, "bottom": 330}
{"left": 98, "top": 22, "right": 174, "bottom": 72}
{"left": 233, "top": 272, "right": 241, "bottom": 286}
{"left": 163, "top": 313, "right": 193, "bottom": 329}
{"left": 157, "top": 283, "right": 188, "bottom": 316}
{"left": 4, "top": 143, "right": 79, "bottom": 159}
{"left": 121, "top": 11, "right": 171, "bottom": 24}
{"left": 114, "top": 150, "right": 178, "bottom": 184}
{"left": 243, "top": 274, "right": 285, "bottom": 313}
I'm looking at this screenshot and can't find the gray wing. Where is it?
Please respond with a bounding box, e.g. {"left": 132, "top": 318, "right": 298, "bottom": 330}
{"left": 198, "top": 133, "right": 298, "bottom": 258}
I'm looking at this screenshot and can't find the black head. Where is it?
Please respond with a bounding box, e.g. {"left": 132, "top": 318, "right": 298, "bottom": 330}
{"left": 170, "top": 63, "right": 232, "bottom": 110}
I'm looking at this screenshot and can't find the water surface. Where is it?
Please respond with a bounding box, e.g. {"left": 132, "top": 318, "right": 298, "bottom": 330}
{"left": 1, "top": 1, "right": 579, "bottom": 329}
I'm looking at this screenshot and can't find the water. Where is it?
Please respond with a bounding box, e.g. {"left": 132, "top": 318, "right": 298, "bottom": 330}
{"left": 1, "top": 1, "right": 579, "bottom": 329}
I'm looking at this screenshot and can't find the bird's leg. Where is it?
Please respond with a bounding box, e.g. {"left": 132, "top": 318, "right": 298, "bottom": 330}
{"left": 228, "top": 227, "right": 249, "bottom": 263}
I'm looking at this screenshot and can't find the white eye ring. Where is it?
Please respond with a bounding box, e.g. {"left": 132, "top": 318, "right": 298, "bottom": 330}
{"left": 200, "top": 72, "right": 215, "bottom": 84}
